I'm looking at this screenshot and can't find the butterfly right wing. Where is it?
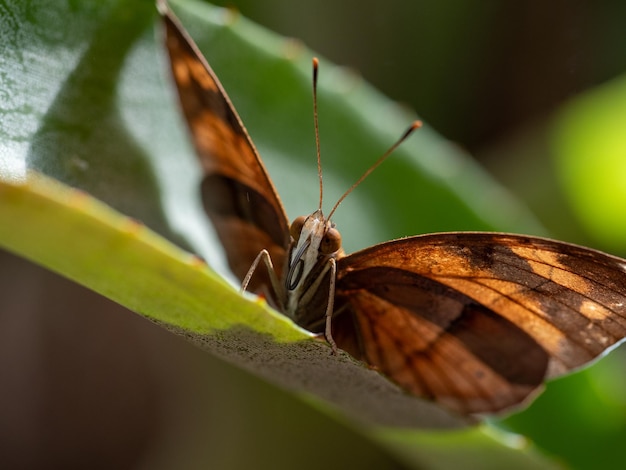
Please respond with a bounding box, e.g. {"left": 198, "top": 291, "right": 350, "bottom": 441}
{"left": 160, "top": 5, "right": 290, "bottom": 293}
{"left": 334, "top": 232, "right": 626, "bottom": 414}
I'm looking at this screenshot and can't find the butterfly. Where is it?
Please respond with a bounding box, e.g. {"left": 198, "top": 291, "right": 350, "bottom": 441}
{"left": 158, "top": 2, "right": 626, "bottom": 415}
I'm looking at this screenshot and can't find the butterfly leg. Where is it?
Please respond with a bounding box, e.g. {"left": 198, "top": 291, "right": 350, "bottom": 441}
{"left": 241, "top": 249, "right": 281, "bottom": 297}
{"left": 325, "top": 258, "right": 338, "bottom": 354}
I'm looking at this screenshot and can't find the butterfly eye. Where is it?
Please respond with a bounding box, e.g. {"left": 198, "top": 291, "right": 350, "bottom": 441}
{"left": 290, "top": 216, "right": 307, "bottom": 241}
{"left": 320, "top": 227, "right": 342, "bottom": 254}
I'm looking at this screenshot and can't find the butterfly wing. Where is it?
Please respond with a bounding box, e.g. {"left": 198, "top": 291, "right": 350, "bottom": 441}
{"left": 334, "top": 232, "right": 626, "bottom": 414}
{"left": 161, "top": 7, "right": 290, "bottom": 292}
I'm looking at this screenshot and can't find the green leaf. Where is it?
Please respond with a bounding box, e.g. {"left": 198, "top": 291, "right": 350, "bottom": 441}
{"left": 552, "top": 74, "right": 626, "bottom": 254}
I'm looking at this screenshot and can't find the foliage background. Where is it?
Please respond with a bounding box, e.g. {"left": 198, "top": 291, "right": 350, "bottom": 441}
{"left": 1, "top": 0, "right": 626, "bottom": 468}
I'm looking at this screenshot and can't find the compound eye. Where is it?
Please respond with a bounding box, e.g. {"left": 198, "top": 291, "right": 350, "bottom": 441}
{"left": 320, "top": 227, "right": 342, "bottom": 254}
{"left": 289, "top": 216, "right": 307, "bottom": 241}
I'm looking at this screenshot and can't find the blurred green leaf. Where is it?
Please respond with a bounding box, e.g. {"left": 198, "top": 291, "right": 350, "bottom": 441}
{"left": 552, "top": 74, "right": 626, "bottom": 255}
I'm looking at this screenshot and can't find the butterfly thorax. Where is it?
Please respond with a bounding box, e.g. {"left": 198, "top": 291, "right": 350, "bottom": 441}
{"left": 283, "top": 210, "right": 343, "bottom": 330}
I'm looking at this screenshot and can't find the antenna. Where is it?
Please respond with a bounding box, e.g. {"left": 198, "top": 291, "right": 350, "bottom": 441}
{"left": 312, "top": 58, "right": 323, "bottom": 211}
{"left": 327, "top": 120, "right": 422, "bottom": 220}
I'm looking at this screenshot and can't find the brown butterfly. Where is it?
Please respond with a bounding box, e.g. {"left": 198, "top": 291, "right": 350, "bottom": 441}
{"left": 159, "top": 2, "right": 626, "bottom": 415}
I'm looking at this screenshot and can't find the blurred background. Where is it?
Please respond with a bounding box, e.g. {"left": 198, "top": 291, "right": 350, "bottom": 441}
{"left": 2, "top": 0, "right": 626, "bottom": 468}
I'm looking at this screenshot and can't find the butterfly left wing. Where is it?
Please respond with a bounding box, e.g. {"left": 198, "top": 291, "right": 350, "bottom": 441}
{"left": 160, "top": 4, "right": 290, "bottom": 294}
{"left": 333, "top": 232, "right": 626, "bottom": 414}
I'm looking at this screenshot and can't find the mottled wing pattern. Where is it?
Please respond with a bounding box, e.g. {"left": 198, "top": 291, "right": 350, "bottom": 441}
{"left": 161, "top": 7, "right": 290, "bottom": 291}
{"left": 334, "top": 232, "right": 626, "bottom": 414}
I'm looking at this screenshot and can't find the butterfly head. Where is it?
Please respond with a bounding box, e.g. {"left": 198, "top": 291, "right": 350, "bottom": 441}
{"left": 285, "top": 210, "right": 342, "bottom": 292}
{"left": 290, "top": 210, "right": 342, "bottom": 253}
